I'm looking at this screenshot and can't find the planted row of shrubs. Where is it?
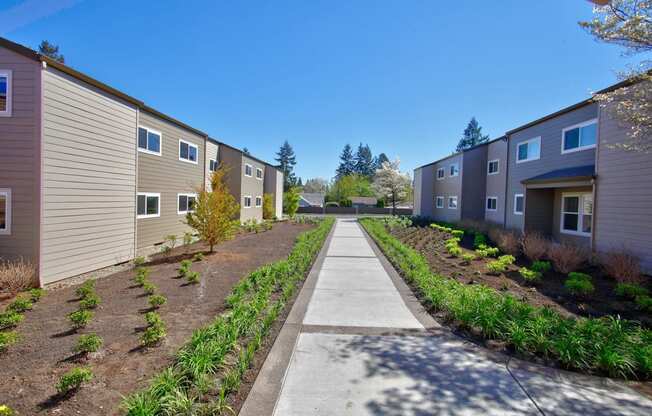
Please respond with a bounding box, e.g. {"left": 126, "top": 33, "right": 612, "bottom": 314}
{"left": 362, "top": 218, "right": 652, "bottom": 380}
{"left": 0, "top": 288, "right": 44, "bottom": 352}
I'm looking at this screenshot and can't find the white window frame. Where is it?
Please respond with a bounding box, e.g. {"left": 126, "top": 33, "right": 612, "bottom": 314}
{"left": 487, "top": 159, "right": 499, "bottom": 175}
{"left": 244, "top": 164, "right": 253, "bottom": 177}
{"left": 448, "top": 196, "right": 458, "bottom": 210}
{"left": 243, "top": 195, "right": 252, "bottom": 208}
{"left": 436, "top": 168, "right": 445, "bottom": 180}
{"left": 561, "top": 119, "right": 598, "bottom": 155}
{"left": 0, "top": 188, "right": 11, "bottom": 235}
{"left": 449, "top": 163, "right": 459, "bottom": 177}
{"left": 137, "top": 192, "right": 161, "bottom": 219}
{"left": 137, "top": 126, "right": 162, "bottom": 156}
{"left": 435, "top": 196, "right": 444, "bottom": 209}
{"left": 177, "top": 193, "right": 198, "bottom": 215}
{"left": 0, "top": 69, "right": 13, "bottom": 117}
{"left": 256, "top": 167, "right": 263, "bottom": 180}
{"left": 516, "top": 137, "right": 541, "bottom": 164}
{"left": 513, "top": 193, "right": 524, "bottom": 215}
{"left": 209, "top": 159, "right": 218, "bottom": 172}
{"left": 486, "top": 196, "right": 498, "bottom": 212}
{"left": 255, "top": 195, "right": 262, "bottom": 207}
{"left": 560, "top": 192, "right": 593, "bottom": 237}
{"left": 178, "top": 139, "right": 199, "bottom": 164}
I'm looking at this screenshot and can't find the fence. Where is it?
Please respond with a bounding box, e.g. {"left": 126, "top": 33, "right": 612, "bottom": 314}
{"left": 297, "top": 206, "right": 413, "bottom": 216}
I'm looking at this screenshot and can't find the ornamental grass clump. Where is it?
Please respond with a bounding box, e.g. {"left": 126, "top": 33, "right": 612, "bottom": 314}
{"left": 74, "top": 333, "right": 103, "bottom": 354}
{"left": 565, "top": 273, "right": 595, "bottom": 297}
{"left": 602, "top": 251, "right": 642, "bottom": 284}
{"left": 521, "top": 232, "right": 550, "bottom": 262}
{"left": 548, "top": 243, "right": 589, "bottom": 274}
{"left": 56, "top": 367, "right": 93, "bottom": 395}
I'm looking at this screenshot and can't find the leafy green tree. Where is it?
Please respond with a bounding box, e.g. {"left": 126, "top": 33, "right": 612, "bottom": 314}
{"left": 354, "top": 143, "right": 374, "bottom": 177}
{"left": 327, "top": 174, "right": 375, "bottom": 202}
{"left": 275, "top": 140, "right": 297, "bottom": 191}
{"left": 38, "top": 40, "right": 64, "bottom": 63}
{"left": 336, "top": 144, "right": 355, "bottom": 178}
{"left": 262, "top": 193, "right": 274, "bottom": 219}
{"left": 283, "top": 187, "right": 301, "bottom": 217}
{"left": 456, "top": 117, "right": 489, "bottom": 152}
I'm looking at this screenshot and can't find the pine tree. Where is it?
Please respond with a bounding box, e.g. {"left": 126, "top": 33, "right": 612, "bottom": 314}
{"left": 242, "top": 147, "right": 250, "bottom": 155}
{"left": 456, "top": 117, "right": 489, "bottom": 152}
{"left": 354, "top": 143, "right": 374, "bottom": 177}
{"left": 275, "top": 140, "right": 297, "bottom": 191}
{"left": 373, "top": 153, "right": 390, "bottom": 172}
{"left": 38, "top": 40, "right": 64, "bottom": 63}
{"left": 336, "top": 144, "right": 355, "bottom": 178}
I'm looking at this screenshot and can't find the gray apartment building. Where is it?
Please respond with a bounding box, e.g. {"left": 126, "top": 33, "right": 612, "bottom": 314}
{"left": 0, "top": 37, "right": 283, "bottom": 285}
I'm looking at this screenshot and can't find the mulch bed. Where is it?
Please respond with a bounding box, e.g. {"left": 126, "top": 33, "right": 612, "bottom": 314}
{"left": 390, "top": 226, "right": 652, "bottom": 326}
{"left": 0, "top": 221, "right": 313, "bottom": 415}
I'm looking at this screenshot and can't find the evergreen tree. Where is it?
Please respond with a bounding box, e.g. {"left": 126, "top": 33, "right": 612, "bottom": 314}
{"left": 242, "top": 147, "right": 250, "bottom": 155}
{"left": 296, "top": 177, "right": 303, "bottom": 187}
{"left": 456, "top": 117, "right": 489, "bottom": 152}
{"left": 373, "top": 153, "right": 390, "bottom": 172}
{"left": 336, "top": 144, "right": 355, "bottom": 178}
{"left": 275, "top": 140, "right": 297, "bottom": 191}
{"left": 354, "top": 143, "right": 374, "bottom": 177}
{"left": 38, "top": 40, "right": 64, "bottom": 63}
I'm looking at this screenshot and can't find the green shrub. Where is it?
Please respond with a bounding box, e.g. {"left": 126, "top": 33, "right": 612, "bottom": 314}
{"left": 519, "top": 267, "right": 542, "bottom": 284}
{"left": 0, "top": 331, "right": 19, "bottom": 352}
{"left": 144, "top": 312, "right": 163, "bottom": 327}
{"left": 79, "top": 292, "right": 101, "bottom": 310}
{"left": 74, "top": 333, "right": 103, "bottom": 354}
{"left": 29, "top": 288, "right": 45, "bottom": 302}
{"left": 141, "top": 321, "right": 166, "bottom": 346}
{"left": 446, "top": 245, "right": 461, "bottom": 257}
{"left": 565, "top": 273, "right": 594, "bottom": 297}
{"left": 451, "top": 230, "right": 464, "bottom": 238}
{"left": 473, "top": 233, "right": 487, "bottom": 248}
{"left": 149, "top": 294, "right": 167, "bottom": 309}
{"left": 461, "top": 253, "right": 475, "bottom": 264}
{"left": 143, "top": 282, "right": 157, "bottom": 296}
{"left": 476, "top": 245, "right": 499, "bottom": 258}
{"left": 75, "top": 279, "right": 96, "bottom": 299}
{"left": 192, "top": 252, "right": 205, "bottom": 262}
{"left": 0, "top": 311, "right": 23, "bottom": 330}
{"left": 56, "top": 367, "right": 93, "bottom": 394}
{"left": 186, "top": 271, "right": 201, "bottom": 284}
{"left": 635, "top": 295, "right": 652, "bottom": 312}
{"left": 7, "top": 296, "right": 32, "bottom": 313}
{"left": 68, "top": 309, "right": 93, "bottom": 329}
{"left": 0, "top": 404, "right": 15, "bottom": 416}
{"left": 615, "top": 283, "right": 649, "bottom": 299}
{"left": 487, "top": 255, "right": 515, "bottom": 275}
{"left": 133, "top": 256, "right": 146, "bottom": 267}
{"left": 531, "top": 260, "right": 552, "bottom": 274}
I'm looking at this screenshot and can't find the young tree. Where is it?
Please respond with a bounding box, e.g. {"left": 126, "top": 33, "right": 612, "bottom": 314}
{"left": 283, "top": 187, "right": 301, "bottom": 217}
{"left": 185, "top": 166, "right": 240, "bottom": 252}
{"left": 580, "top": 1, "right": 652, "bottom": 151}
{"left": 354, "top": 143, "right": 374, "bottom": 177}
{"left": 456, "top": 117, "right": 490, "bottom": 152}
{"left": 275, "top": 140, "right": 297, "bottom": 190}
{"left": 38, "top": 40, "right": 64, "bottom": 63}
{"left": 303, "top": 177, "right": 329, "bottom": 193}
{"left": 262, "top": 193, "right": 275, "bottom": 220}
{"left": 336, "top": 144, "right": 355, "bottom": 178}
{"left": 373, "top": 159, "right": 412, "bottom": 210}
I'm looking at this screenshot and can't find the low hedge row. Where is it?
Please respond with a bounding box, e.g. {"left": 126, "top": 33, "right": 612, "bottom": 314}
{"left": 122, "top": 217, "right": 334, "bottom": 415}
{"left": 360, "top": 218, "right": 652, "bottom": 380}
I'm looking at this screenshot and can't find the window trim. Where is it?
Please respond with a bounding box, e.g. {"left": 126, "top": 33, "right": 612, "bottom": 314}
{"left": 516, "top": 137, "right": 541, "bottom": 164}
{"left": 177, "top": 193, "right": 198, "bottom": 215}
{"left": 449, "top": 163, "right": 460, "bottom": 177}
{"left": 255, "top": 195, "right": 262, "bottom": 207}
{"left": 0, "top": 188, "right": 11, "bottom": 235}
{"left": 255, "top": 167, "right": 263, "bottom": 180}
{"left": 447, "top": 196, "right": 458, "bottom": 210}
{"left": 513, "top": 193, "right": 524, "bottom": 215}
{"left": 243, "top": 195, "right": 252, "bottom": 208}
{"left": 487, "top": 159, "right": 499, "bottom": 175}
{"left": 436, "top": 168, "right": 445, "bottom": 180}
{"left": 137, "top": 126, "right": 162, "bottom": 156}
{"left": 209, "top": 159, "right": 218, "bottom": 172}
{"left": 435, "top": 196, "right": 444, "bottom": 209}
{"left": 560, "top": 192, "right": 593, "bottom": 237}
{"left": 244, "top": 163, "right": 253, "bottom": 177}
{"left": 137, "top": 192, "right": 161, "bottom": 219}
{"left": 561, "top": 118, "right": 598, "bottom": 155}
{"left": 0, "top": 69, "right": 13, "bottom": 117}
{"left": 486, "top": 196, "right": 498, "bottom": 212}
{"left": 178, "top": 139, "right": 199, "bottom": 164}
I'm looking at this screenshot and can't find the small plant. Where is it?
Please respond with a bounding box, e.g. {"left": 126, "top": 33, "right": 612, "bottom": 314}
{"left": 565, "top": 272, "right": 594, "bottom": 297}
{"left": 141, "top": 321, "right": 166, "bottom": 346}
{"left": 178, "top": 259, "right": 192, "bottom": 277}
{"left": 521, "top": 232, "right": 549, "bottom": 261}
{"left": 461, "top": 253, "right": 475, "bottom": 265}
{"left": 602, "top": 251, "right": 642, "bottom": 284}
{"left": 487, "top": 255, "right": 515, "bottom": 275}
{"left": 133, "top": 256, "right": 146, "bottom": 267}
{"left": 615, "top": 283, "right": 649, "bottom": 299}
{"left": 144, "top": 311, "right": 163, "bottom": 327}
{"left": 79, "top": 292, "right": 101, "bottom": 310}
{"left": 531, "top": 260, "right": 552, "bottom": 274}
{"left": 519, "top": 267, "right": 542, "bottom": 284}
{"left": 148, "top": 294, "right": 167, "bottom": 309}
{"left": 548, "top": 243, "right": 589, "bottom": 274}
{"left": 451, "top": 229, "right": 464, "bottom": 238}
{"left": 475, "top": 245, "right": 499, "bottom": 258}
{"left": 192, "top": 252, "right": 205, "bottom": 262}
{"left": 28, "top": 288, "right": 45, "bottom": 302}
{"left": 7, "top": 296, "right": 32, "bottom": 313}
{"left": 143, "top": 282, "right": 157, "bottom": 295}
{"left": 186, "top": 271, "right": 201, "bottom": 284}
{"left": 0, "top": 331, "right": 19, "bottom": 352}
{"left": 75, "top": 279, "right": 96, "bottom": 299}
{"left": 69, "top": 309, "right": 93, "bottom": 329}
{"left": 134, "top": 267, "right": 150, "bottom": 286}
{"left": 183, "top": 232, "right": 194, "bottom": 246}
{"left": 473, "top": 233, "right": 487, "bottom": 249}
{"left": 165, "top": 234, "right": 177, "bottom": 250}
{"left": 635, "top": 295, "right": 652, "bottom": 312}
{"left": 0, "top": 404, "right": 15, "bottom": 416}
{"left": 160, "top": 245, "right": 172, "bottom": 255}
{"left": 0, "top": 311, "right": 23, "bottom": 330}
{"left": 56, "top": 367, "right": 93, "bottom": 394}
{"left": 74, "top": 333, "right": 103, "bottom": 354}
{"left": 446, "top": 245, "right": 461, "bottom": 257}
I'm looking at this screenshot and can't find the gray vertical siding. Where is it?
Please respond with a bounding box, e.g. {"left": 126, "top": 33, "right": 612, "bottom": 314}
{"left": 204, "top": 140, "right": 219, "bottom": 190}
{"left": 136, "top": 110, "right": 205, "bottom": 251}
{"left": 523, "top": 189, "right": 554, "bottom": 236}
{"left": 460, "top": 145, "right": 487, "bottom": 221}
{"left": 506, "top": 103, "right": 598, "bottom": 232}
{"left": 595, "top": 102, "right": 652, "bottom": 272}
{"left": 0, "top": 47, "right": 40, "bottom": 265}
{"left": 431, "top": 154, "right": 463, "bottom": 223}
{"left": 240, "top": 155, "right": 264, "bottom": 222}
{"left": 485, "top": 139, "right": 508, "bottom": 224}
{"left": 41, "top": 67, "right": 137, "bottom": 284}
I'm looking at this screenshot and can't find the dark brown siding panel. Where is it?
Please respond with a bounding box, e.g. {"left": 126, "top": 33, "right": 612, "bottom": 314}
{"left": 461, "top": 145, "right": 488, "bottom": 221}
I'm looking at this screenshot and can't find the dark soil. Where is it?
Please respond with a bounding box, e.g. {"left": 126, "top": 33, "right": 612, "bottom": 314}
{"left": 0, "top": 221, "right": 313, "bottom": 415}
{"left": 390, "top": 226, "right": 652, "bottom": 326}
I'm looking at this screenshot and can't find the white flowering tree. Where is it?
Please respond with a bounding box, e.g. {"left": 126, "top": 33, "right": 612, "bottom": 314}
{"left": 373, "top": 159, "right": 411, "bottom": 210}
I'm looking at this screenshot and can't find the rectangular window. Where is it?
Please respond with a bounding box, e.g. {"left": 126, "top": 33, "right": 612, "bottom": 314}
{"left": 516, "top": 137, "right": 541, "bottom": 163}
{"left": 486, "top": 197, "right": 497, "bottom": 211}
{"left": 0, "top": 188, "right": 11, "bottom": 235}
{"left": 256, "top": 168, "right": 263, "bottom": 180}
{"left": 137, "top": 193, "right": 160, "bottom": 218}
{"left": 178, "top": 193, "right": 197, "bottom": 215}
{"left": 137, "top": 126, "right": 162, "bottom": 155}
{"left": 0, "top": 70, "right": 12, "bottom": 117}
{"left": 179, "top": 139, "right": 198, "bottom": 163}
{"left": 209, "top": 159, "right": 218, "bottom": 172}
{"left": 561, "top": 193, "right": 593, "bottom": 236}
{"left": 436, "top": 168, "right": 445, "bottom": 180}
{"left": 255, "top": 196, "right": 262, "bottom": 207}
{"left": 487, "top": 160, "right": 499, "bottom": 175}
{"left": 436, "top": 196, "right": 444, "bottom": 209}
{"left": 243, "top": 196, "right": 252, "bottom": 208}
{"left": 449, "top": 163, "right": 459, "bottom": 177}
{"left": 245, "top": 164, "right": 253, "bottom": 177}
{"left": 448, "top": 196, "right": 458, "bottom": 209}
{"left": 514, "top": 194, "right": 524, "bottom": 215}
{"left": 562, "top": 119, "right": 597, "bottom": 153}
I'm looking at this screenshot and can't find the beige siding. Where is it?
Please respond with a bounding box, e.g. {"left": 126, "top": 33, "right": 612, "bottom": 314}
{"left": 241, "top": 155, "right": 264, "bottom": 222}
{"left": 263, "top": 165, "right": 283, "bottom": 218}
{"left": 41, "top": 67, "right": 137, "bottom": 284}
{"left": 137, "top": 111, "right": 205, "bottom": 251}
{"left": 0, "top": 47, "right": 40, "bottom": 265}
{"left": 205, "top": 140, "right": 219, "bottom": 190}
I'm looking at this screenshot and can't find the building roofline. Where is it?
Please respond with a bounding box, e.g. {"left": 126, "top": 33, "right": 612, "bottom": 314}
{"left": 415, "top": 136, "right": 506, "bottom": 171}
{"left": 210, "top": 137, "right": 280, "bottom": 170}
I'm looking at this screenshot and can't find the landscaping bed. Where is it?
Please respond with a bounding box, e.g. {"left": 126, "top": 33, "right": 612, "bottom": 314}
{"left": 0, "top": 221, "right": 317, "bottom": 415}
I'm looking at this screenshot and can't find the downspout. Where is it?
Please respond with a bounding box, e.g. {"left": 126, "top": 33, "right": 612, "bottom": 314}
{"left": 134, "top": 107, "right": 140, "bottom": 259}
{"left": 37, "top": 60, "right": 46, "bottom": 287}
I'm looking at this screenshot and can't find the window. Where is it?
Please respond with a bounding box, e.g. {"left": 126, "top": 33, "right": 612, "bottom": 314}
{"left": 178, "top": 193, "right": 197, "bottom": 215}
{"left": 0, "top": 70, "right": 12, "bottom": 117}
{"left": 256, "top": 168, "right": 263, "bottom": 180}
{"left": 514, "top": 194, "right": 524, "bottom": 215}
{"left": 436, "top": 168, "right": 445, "bottom": 180}
{"left": 179, "top": 139, "right": 198, "bottom": 163}
{"left": 209, "top": 159, "right": 218, "bottom": 172}
{"left": 516, "top": 137, "right": 541, "bottom": 163}
{"left": 137, "top": 193, "right": 160, "bottom": 218}
{"left": 436, "top": 196, "right": 444, "bottom": 209}
{"left": 448, "top": 196, "right": 458, "bottom": 209}
{"left": 561, "top": 193, "right": 593, "bottom": 236}
{"left": 562, "top": 119, "right": 597, "bottom": 154}
{"left": 244, "top": 164, "right": 253, "bottom": 177}
{"left": 255, "top": 196, "right": 262, "bottom": 207}
{"left": 0, "top": 188, "right": 11, "bottom": 235}
{"left": 449, "top": 163, "right": 459, "bottom": 177}
{"left": 486, "top": 197, "right": 497, "bottom": 211}
{"left": 243, "top": 196, "right": 252, "bottom": 208}
{"left": 487, "top": 159, "right": 499, "bottom": 175}
{"left": 138, "top": 126, "right": 161, "bottom": 155}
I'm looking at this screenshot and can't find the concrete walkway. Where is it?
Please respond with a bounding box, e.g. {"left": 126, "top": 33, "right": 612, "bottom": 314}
{"left": 241, "top": 218, "right": 652, "bottom": 416}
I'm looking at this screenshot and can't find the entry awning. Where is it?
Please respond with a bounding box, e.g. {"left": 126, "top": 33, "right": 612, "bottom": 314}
{"left": 522, "top": 165, "right": 595, "bottom": 188}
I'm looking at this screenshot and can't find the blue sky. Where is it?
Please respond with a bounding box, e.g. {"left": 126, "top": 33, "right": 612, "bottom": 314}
{"left": 1, "top": 0, "right": 633, "bottom": 181}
